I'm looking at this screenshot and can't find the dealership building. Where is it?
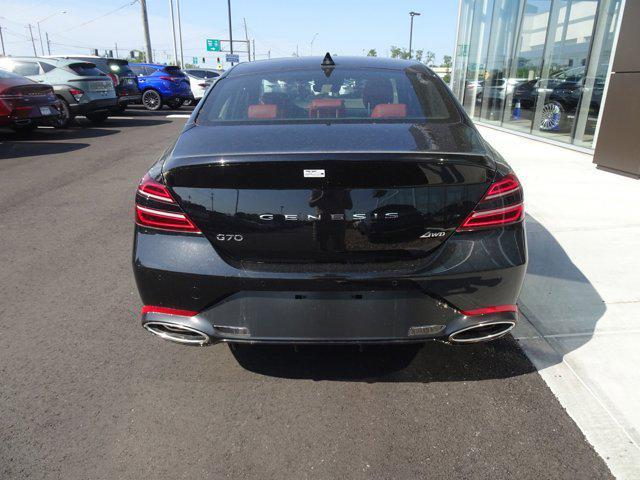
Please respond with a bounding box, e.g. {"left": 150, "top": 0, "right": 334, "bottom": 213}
{"left": 452, "top": 0, "right": 639, "bottom": 176}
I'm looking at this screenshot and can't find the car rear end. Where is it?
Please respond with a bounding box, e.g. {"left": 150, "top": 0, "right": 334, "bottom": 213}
{"left": 0, "top": 72, "right": 61, "bottom": 128}
{"left": 154, "top": 66, "right": 193, "bottom": 103}
{"left": 61, "top": 61, "right": 117, "bottom": 116}
{"left": 133, "top": 59, "right": 527, "bottom": 346}
{"left": 104, "top": 59, "right": 140, "bottom": 109}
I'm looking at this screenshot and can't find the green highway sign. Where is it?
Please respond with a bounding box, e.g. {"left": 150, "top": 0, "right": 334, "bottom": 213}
{"left": 206, "top": 39, "right": 221, "bottom": 52}
{"left": 192, "top": 57, "right": 198, "bottom": 64}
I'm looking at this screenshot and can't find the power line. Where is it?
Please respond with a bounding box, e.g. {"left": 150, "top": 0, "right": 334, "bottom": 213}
{"left": 56, "top": 0, "right": 139, "bottom": 34}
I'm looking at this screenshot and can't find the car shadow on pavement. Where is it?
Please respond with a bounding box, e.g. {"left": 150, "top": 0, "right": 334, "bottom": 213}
{"left": 229, "top": 214, "right": 605, "bottom": 382}
{"left": 0, "top": 141, "right": 90, "bottom": 160}
{"left": 229, "top": 336, "right": 535, "bottom": 382}
{"left": 517, "top": 214, "right": 606, "bottom": 368}
{"left": 0, "top": 126, "right": 119, "bottom": 143}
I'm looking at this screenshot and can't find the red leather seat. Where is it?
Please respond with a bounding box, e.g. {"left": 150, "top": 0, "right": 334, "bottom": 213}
{"left": 371, "top": 103, "right": 407, "bottom": 119}
{"left": 308, "top": 98, "right": 344, "bottom": 118}
{"left": 248, "top": 104, "right": 278, "bottom": 119}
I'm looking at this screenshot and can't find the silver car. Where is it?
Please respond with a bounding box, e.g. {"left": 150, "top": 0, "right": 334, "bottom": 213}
{"left": 0, "top": 57, "right": 117, "bottom": 128}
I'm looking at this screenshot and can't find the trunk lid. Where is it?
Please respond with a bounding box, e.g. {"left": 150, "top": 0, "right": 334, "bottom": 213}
{"left": 166, "top": 156, "right": 493, "bottom": 266}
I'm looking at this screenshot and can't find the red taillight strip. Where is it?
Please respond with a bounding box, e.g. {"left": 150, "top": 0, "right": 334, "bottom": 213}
{"left": 137, "top": 174, "right": 175, "bottom": 203}
{"left": 141, "top": 305, "right": 198, "bottom": 317}
{"left": 135, "top": 205, "right": 201, "bottom": 233}
{"left": 458, "top": 203, "right": 523, "bottom": 230}
{"left": 461, "top": 305, "right": 518, "bottom": 316}
{"left": 483, "top": 174, "right": 521, "bottom": 200}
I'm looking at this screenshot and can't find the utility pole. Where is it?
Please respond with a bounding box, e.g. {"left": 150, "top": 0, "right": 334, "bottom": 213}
{"left": 115, "top": 42, "right": 119, "bottom": 58}
{"left": 168, "top": 0, "right": 179, "bottom": 66}
{"left": 268, "top": 50, "right": 271, "bottom": 60}
{"left": 243, "top": 17, "right": 250, "bottom": 61}
{"left": 227, "top": 0, "right": 234, "bottom": 65}
{"left": 252, "top": 39, "right": 255, "bottom": 61}
{"left": 46, "top": 32, "right": 51, "bottom": 55}
{"left": 27, "top": 24, "right": 37, "bottom": 55}
{"left": 176, "top": 0, "right": 184, "bottom": 68}
{"left": 139, "top": 0, "right": 153, "bottom": 62}
{"left": 408, "top": 11, "right": 421, "bottom": 59}
{"left": 0, "top": 25, "right": 5, "bottom": 56}
{"left": 310, "top": 33, "right": 318, "bottom": 56}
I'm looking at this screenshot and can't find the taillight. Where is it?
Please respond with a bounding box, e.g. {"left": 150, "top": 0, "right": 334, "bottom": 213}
{"left": 160, "top": 76, "right": 179, "bottom": 83}
{"left": 461, "top": 305, "right": 518, "bottom": 316}
{"left": 69, "top": 88, "right": 84, "bottom": 102}
{"left": 137, "top": 174, "right": 174, "bottom": 203}
{"left": 140, "top": 306, "right": 198, "bottom": 317}
{"left": 135, "top": 174, "right": 201, "bottom": 233}
{"left": 458, "top": 172, "right": 524, "bottom": 231}
{"left": 107, "top": 73, "right": 119, "bottom": 87}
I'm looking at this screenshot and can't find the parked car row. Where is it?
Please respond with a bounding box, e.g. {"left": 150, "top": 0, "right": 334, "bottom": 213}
{"left": 0, "top": 54, "right": 223, "bottom": 131}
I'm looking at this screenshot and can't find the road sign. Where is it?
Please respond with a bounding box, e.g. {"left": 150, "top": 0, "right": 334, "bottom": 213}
{"left": 192, "top": 57, "right": 198, "bottom": 65}
{"left": 226, "top": 54, "right": 239, "bottom": 63}
{"left": 206, "top": 39, "right": 221, "bottom": 52}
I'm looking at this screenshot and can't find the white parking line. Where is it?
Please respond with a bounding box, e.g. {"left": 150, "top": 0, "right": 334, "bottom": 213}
{"left": 166, "top": 114, "right": 191, "bottom": 118}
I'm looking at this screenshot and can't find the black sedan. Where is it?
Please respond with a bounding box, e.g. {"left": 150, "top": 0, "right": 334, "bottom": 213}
{"left": 132, "top": 55, "right": 527, "bottom": 346}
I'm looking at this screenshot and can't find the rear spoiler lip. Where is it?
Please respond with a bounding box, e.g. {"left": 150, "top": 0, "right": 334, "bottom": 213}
{"left": 164, "top": 151, "right": 495, "bottom": 172}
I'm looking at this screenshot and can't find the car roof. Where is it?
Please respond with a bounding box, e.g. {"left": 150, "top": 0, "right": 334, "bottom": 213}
{"left": 47, "top": 55, "right": 129, "bottom": 64}
{"left": 226, "top": 55, "right": 425, "bottom": 77}
{"left": 1, "top": 56, "right": 96, "bottom": 67}
{"left": 134, "top": 63, "right": 178, "bottom": 68}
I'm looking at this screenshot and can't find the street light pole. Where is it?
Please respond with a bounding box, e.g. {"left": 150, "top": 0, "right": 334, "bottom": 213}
{"left": 168, "top": 0, "right": 179, "bottom": 66}
{"left": 310, "top": 33, "right": 318, "bottom": 56}
{"left": 227, "top": 0, "right": 234, "bottom": 65}
{"left": 409, "top": 11, "right": 421, "bottom": 59}
{"left": 176, "top": 0, "right": 184, "bottom": 68}
{"left": 139, "top": 0, "right": 153, "bottom": 62}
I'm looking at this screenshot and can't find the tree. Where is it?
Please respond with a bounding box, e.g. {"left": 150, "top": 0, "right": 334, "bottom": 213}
{"left": 423, "top": 50, "right": 436, "bottom": 66}
{"left": 414, "top": 49, "right": 424, "bottom": 62}
{"left": 390, "top": 45, "right": 411, "bottom": 60}
{"left": 367, "top": 49, "right": 377, "bottom": 57}
{"left": 442, "top": 55, "right": 452, "bottom": 68}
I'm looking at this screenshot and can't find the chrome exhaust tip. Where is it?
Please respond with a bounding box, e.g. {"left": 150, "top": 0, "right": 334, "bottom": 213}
{"left": 144, "top": 321, "right": 211, "bottom": 346}
{"left": 448, "top": 321, "right": 515, "bottom": 344}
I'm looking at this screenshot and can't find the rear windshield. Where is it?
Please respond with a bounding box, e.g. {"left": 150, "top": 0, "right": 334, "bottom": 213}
{"left": 162, "top": 66, "right": 185, "bottom": 76}
{"left": 197, "top": 67, "right": 460, "bottom": 125}
{"left": 108, "top": 61, "right": 134, "bottom": 76}
{"left": 68, "top": 63, "right": 106, "bottom": 77}
{"left": 188, "top": 70, "right": 220, "bottom": 79}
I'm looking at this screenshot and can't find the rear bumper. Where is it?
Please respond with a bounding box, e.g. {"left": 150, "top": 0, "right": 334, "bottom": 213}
{"left": 117, "top": 94, "right": 141, "bottom": 105}
{"left": 70, "top": 98, "right": 117, "bottom": 115}
{"left": 133, "top": 223, "right": 527, "bottom": 344}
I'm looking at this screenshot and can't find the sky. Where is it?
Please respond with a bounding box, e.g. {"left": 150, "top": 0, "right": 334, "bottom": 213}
{"left": 0, "top": 0, "right": 459, "bottom": 67}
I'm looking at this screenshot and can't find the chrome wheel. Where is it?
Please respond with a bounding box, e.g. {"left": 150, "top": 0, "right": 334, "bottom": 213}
{"left": 540, "top": 102, "right": 563, "bottom": 131}
{"left": 142, "top": 90, "right": 162, "bottom": 111}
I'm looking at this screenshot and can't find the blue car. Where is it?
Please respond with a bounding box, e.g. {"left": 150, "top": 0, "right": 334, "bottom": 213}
{"left": 129, "top": 63, "right": 194, "bottom": 111}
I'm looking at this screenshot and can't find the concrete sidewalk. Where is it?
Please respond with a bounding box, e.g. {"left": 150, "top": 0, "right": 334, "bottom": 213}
{"left": 478, "top": 125, "right": 640, "bottom": 479}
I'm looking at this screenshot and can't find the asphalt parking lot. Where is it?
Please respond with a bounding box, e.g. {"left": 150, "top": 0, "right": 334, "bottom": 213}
{"left": 0, "top": 108, "right": 613, "bottom": 479}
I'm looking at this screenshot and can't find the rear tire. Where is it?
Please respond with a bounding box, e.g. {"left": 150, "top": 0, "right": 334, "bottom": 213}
{"left": 142, "top": 90, "right": 162, "bottom": 111}
{"left": 166, "top": 99, "right": 184, "bottom": 109}
{"left": 183, "top": 98, "right": 195, "bottom": 107}
{"left": 52, "top": 98, "right": 73, "bottom": 129}
{"left": 85, "top": 111, "right": 109, "bottom": 124}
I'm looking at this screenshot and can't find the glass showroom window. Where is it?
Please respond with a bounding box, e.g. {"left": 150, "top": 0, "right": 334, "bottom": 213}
{"left": 572, "top": 0, "right": 622, "bottom": 148}
{"left": 478, "top": 0, "right": 522, "bottom": 124}
{"left": 501, "top": 0, "right": 553, "bottom": 134}
{"left": 531, "top": 0, "right": 598, "bottom": 144}
{"left": 452, "top": 0, "right": 476, "bottom": 101}
{"left": 461, "top": 0, "right": 495, "bottom": 120}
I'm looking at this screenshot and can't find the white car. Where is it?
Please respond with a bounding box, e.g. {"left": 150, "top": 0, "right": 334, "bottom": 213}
{"left": 184, "top": 68, "right": 224, "bottom": 105}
